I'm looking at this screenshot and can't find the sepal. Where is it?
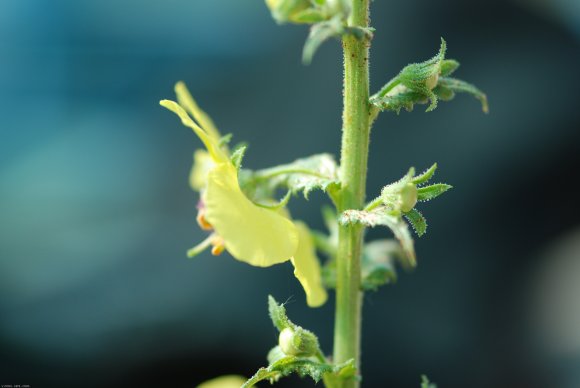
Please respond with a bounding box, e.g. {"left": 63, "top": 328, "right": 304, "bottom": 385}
{"left": 417, "top": 183, "right": 452, "bottom": 202}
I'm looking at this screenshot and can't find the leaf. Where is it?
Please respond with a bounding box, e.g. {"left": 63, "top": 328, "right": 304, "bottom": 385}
{"left": 417, "top": 183, "right": 452, "bottom": 202}
{"left": 340, "top": 209, "right": 416, "bottom": 267}
{"left": 404, "top": 208, "right": 427, "bottom": 237}
{"left": 254, "top": 153, "right": 340, "bottom": 199}
{"left": 361, "top": 240, "right": 401, "bottom": 291}
{"left": 242, "top": 356, "right": 356, "bottom": 388}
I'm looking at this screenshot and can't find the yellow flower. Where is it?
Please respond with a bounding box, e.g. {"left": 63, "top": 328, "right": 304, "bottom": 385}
{"left": 160, "top": 97, "right": 298, "bottom": 267}
{"left": 197, "top": 375, "right": 246, "bottom": 388}
{"left": 160, "top": 82, "right": 327, "bottom": 306}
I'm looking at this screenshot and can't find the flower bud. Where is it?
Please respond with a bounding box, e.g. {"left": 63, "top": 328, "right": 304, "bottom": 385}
{"left": 278, "top": 327, "right": 318, "bottom": 357}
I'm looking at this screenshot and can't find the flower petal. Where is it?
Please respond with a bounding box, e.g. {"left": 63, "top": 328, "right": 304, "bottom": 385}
{"left": 204, "top": 162, "right": 299, "bottom": 267}
{"left": 189, "top": 149, "right": 214, "bottom": 191}
{"left": 291, "top": 221, "right": 328, "bottom": 307}
{"left": 197, "top": 375, "right": 247, "bottom": 388}
{"left": 175, "top": 81, "right": 222, "bottom": 142}
{"left": 160, "top": 99, "right": 228, "bottom": 163}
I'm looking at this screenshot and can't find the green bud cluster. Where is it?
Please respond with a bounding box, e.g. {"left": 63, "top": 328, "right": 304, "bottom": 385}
{"left": 370, "top": 38, "right": 488, "bottom": 114}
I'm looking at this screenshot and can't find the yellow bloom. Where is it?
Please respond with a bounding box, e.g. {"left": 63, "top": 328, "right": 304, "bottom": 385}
{"left": 197, "top": 375, "right": 246, "bottom": 388}
{"left": 161, "top": 82, "right": 327, "bottom": 306}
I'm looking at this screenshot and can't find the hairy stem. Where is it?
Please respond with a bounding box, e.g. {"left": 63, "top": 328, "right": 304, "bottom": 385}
{"left": 333, "top": 1, "right": 371, "bottom": 387}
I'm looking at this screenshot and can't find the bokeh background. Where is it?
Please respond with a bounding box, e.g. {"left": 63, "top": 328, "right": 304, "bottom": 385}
{"left": 1, "top": 0, "right": 579, "bottom": 387}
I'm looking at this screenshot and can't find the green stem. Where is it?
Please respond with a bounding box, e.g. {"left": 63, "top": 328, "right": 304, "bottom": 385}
{"left": 333, "top": 1, "right": 371, "bottom": 387}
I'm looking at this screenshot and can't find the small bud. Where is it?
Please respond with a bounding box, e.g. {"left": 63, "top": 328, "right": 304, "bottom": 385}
{"left": 278, "top": 327, "right": 319, "bottom": 357}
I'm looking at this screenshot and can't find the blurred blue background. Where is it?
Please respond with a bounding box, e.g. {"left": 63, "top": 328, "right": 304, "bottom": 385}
{"left": 1, "top": 0, "right": 580, "bottom": 387}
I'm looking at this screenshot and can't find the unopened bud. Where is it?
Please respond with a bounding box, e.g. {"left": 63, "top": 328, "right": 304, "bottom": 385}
{"left": 278, "top": 327, "right": 318, "bottom": 357}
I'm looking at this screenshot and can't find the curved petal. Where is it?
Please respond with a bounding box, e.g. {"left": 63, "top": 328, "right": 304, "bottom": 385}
{"left": 160, "top": 99, "right": 228, "bottom": 163}
{"left": 291, "top": 221, "right": 328, "bottom": 307}
{"left": 175, "top": 81, "right": 222, "bottom": 142}
{"left": 197, "top": 375, "right": 247, "bottom": 388}
{"left": 204, "top": 162, "right": 299, "bottom": 267}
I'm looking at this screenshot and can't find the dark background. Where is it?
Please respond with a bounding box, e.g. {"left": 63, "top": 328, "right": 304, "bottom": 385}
{"left": 1, "top": 0, "right": 579, "bottom": 387}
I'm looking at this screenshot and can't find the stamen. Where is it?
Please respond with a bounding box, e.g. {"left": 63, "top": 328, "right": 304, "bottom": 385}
{"left": 196, "top": 210, "right": 213, "bottom": 231}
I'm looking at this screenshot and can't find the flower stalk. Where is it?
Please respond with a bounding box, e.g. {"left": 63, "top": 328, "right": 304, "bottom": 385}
{"left": 333, "top": 0, "right": 371, "bottom": 386}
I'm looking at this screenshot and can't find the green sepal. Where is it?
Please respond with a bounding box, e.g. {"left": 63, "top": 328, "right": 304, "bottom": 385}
{"left": 435, "top": 77, "right": 489, "bottom": 113}
{"left": 412, "top": 163, "right": 437, "bottom": 185}
{"left": 417, "top": 183, "right": 452, "bottom": 202}
{"left": 230, "top": 145, "right": 247, "bottom": 170}
{"left": 361, "top": 240, "right": 401, "bottom": 291}
{"left": 404, "top": 208, "right": 427, "bottom": 237}
{"left": 218, "top": 133, "right": 233, "bottom": 148}
{"left": 440, "top": 59, "right": 460, "bottom": 77}
{"left": 340, "top": 209, "right": 416, "bottom": 267}
{"left": 421, "top": 375, "right": 438, "bottom": 388}
{"left": 302, "top": 17, "right": 343, "bottom": 65}
{"left": 268, "top": 295, "right": 296, "bottom": 332}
